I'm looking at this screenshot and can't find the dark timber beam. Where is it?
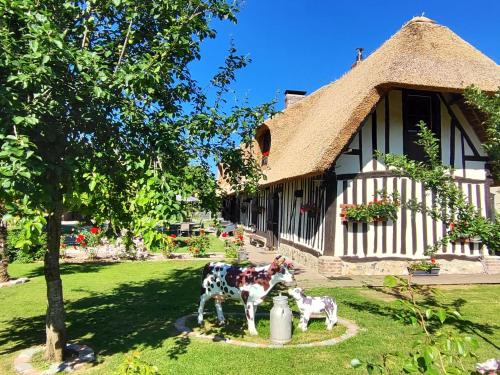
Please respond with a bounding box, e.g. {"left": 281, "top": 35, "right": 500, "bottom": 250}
{"left": 322, "top": 169, "right": 337, "bottom": 256}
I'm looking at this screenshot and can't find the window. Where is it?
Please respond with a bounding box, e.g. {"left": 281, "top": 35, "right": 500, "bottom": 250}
{"left": 259, "top": 128, "right": 271, "bottom": 166}
{"left": 403, "top": 91, "right": 440, "bottom": 162}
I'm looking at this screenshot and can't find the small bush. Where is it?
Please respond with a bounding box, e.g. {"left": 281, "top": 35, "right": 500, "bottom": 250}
{"left": 7, "top": 227, "right": 46, "bottom": 263}
{"left": 188, "top": 233, "right": 210, "bottom": 257}
{"left": 115, "top": 351, "right": 158, "bottom": 374}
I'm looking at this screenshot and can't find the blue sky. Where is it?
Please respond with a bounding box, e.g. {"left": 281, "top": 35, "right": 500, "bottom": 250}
{"left": 191, "top": 0, "right": 500, "bottom": 110}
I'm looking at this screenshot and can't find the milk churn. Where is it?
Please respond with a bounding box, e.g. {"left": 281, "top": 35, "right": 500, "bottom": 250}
{"left": 270, "top": 294, "right": 292, "bottom": 344}
{"left": 237, "top": 246, "right": 248, "bottom": 262}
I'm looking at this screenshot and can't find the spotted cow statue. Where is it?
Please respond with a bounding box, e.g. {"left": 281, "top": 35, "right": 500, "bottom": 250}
{"left": 288, "top": 287, "right": 338, "bottom": 332}
{"left": 198, "top": 255, "right": 295, "bottom": 335}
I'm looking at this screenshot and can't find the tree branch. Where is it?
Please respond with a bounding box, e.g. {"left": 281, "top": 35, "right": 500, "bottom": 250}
{"left": 114, "top": 14, "right": 134, "bottom": 73}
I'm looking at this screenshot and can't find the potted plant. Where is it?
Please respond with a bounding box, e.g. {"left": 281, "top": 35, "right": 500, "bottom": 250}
{"left": 261, "top": 151, "right": 269, "bottom": 166}
{"left": 407, "top": 258, "right": 440, "bottom": 276}
{"left": 448, "top": 222, "right": 482, "bottom": 244}
{"left": 300, "top": 203, "right": 319, "bottom": 218}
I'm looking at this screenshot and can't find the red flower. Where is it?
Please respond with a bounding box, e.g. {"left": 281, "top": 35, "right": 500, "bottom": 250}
{"left": 237, "top": 235, "right": 243, "bottom": 241}
{"left": 76, "top": 234, "right": 85, "bottom": 243}
{"left": 222, "top": 232, "right": 228, "bottom": 238}
{"left": 170, "top": 234, "right": 177, "bottom": 238}
{"left": 262, "top": 151, "right": 270, "bottom": 157}
{"left": 449, "top": 223, "right": 455, "bottom": 231}
{"left": 431, "top": 258, "right": 436, "bottom": 264}
{"left": 90, "top": 227, "right": 100, "bottom": 234}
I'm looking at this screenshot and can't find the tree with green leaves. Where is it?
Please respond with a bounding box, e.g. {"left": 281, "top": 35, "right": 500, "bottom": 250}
{"left": 0, "top": 0, "right": 270, "bottom": 361}
{"left": 464, "top": 86, "right": 500, "bottom": 180}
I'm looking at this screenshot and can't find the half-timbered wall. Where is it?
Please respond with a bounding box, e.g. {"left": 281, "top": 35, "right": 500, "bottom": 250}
{"left": 279, "top": 176, "right": 326, "bottom": 252}
{"left": 228, "top": 89, "right": 491, "bottom": 260}
{"left": 331, "top": 89, "right": 490, "bottom": 258}
{"left": 238, "top": 176, "right": 327, "bottom": 253}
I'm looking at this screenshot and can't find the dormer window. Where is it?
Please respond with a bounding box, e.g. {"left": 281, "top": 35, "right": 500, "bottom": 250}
{"left": 403, "top": 90, "right": 440, "bottom": 162}
{"left": 259, "top": 128, "right": 271, "bottom": 166}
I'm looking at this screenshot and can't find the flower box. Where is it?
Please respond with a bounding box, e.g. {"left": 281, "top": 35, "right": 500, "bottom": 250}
{"left": 408, "top": 267, "right": 441, "bottom": 276}
{"left": 339, "top": 204, "right": 393, "bottom": 224}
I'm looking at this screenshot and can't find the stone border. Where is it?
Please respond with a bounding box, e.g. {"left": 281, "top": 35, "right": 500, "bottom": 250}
{"left": 174, "top": 313, "right": 359, "bottom": 348}
{"left": 14, "top": 344, "right": 95, "bottom": 374}
{"left": 0, "top": 277, "right": 29, "bottom": 289}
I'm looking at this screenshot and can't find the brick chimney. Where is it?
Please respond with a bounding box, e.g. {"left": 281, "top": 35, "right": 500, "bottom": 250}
{"left": 284, "top": 90, "right": 306, "bottom": 108}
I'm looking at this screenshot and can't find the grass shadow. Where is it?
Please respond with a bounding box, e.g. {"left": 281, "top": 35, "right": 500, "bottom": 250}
{"left": 0, "top": 265, "right": 202, "bottom": 357}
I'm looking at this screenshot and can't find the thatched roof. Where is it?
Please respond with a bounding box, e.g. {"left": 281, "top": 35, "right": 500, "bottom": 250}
{"left": 254, "top": 16, "right": 500, "bottom": 185}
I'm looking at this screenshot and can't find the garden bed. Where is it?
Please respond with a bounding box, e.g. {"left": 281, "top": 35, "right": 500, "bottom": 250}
{"left": 176, "top": 313, "right": 356, "bottom": 348}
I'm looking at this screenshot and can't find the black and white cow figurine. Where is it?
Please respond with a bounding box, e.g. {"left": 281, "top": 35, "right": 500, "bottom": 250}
{"left": 288, "top": 287, "right": 338, "bottom": 332}
{"left": 198, "top": 255, "right": 295, "bottom": 336}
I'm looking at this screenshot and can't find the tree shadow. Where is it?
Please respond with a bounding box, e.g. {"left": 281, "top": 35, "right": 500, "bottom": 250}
{"left": 21, "top": 262, "right": 121, "bottom": 279}
{"left": 0, "top": 265, "right": 204, "bottom": 358}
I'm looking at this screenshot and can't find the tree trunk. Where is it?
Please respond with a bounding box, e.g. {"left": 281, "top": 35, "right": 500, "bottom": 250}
{"left": 0, "top": 220, "right": 9, "bottom": 283}
{"left": 44, "top": 204, "right": 67, "bottom": 362}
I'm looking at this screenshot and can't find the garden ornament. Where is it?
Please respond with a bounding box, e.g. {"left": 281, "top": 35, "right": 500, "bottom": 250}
{"left": 288, "top": 287, "right": 337, "bottom": 332}
{"left": 198, "top": 255, "right": 295, "bottom": 336}
{"left": 270, "top": 294, "right": 292, "bottom": 344}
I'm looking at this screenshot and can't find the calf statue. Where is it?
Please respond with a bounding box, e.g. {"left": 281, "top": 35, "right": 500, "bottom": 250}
{"left": 288, "top": 287, "right": 338, "bottom": 332}
{"left": 198, "top": 255, "right": 295, "bottom": 336}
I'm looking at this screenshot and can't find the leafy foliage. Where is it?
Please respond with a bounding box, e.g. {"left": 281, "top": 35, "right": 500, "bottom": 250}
{"left": 115, "top": 351, "right": 159, "bottom": 375}
{"left": 0, "top": 0, "right": 274, "bottom": 358}
{"left": 352, "top": 275, "right": 481, "bottom": 374}
{"left": 464, "top": 86, "right": 500, "bottom": 180}
{"left": 6, "top": 226, "right": 46, "bottom": 263}
{"left": 379, "top": 122, "right": 500, "bottom": 253}
{"left": 188, "top": 233, "right": 210, "bottom": 257}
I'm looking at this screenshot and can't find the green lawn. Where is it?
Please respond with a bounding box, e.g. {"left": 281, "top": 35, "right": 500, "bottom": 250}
{"left": 0, "top": 261, "right": 498, "bottom": 374}
{"left": 173, "top": 235, "right": 225, "bottom": 253}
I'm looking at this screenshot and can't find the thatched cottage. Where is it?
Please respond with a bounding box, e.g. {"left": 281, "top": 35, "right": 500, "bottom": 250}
{"left": 220, "top": 17, "right": 500, "bottom": 276}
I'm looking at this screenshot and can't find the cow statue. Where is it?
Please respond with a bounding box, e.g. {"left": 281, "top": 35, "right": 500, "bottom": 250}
{"left": 198, "top": 255, "right": 295, "bottom": 336}
{"left": 288, "top": 287, "right": 338, "bottom": 332}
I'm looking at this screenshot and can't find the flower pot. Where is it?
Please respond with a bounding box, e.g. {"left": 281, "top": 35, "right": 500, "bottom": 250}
{"left": 408, "top": 267, "right": 440, "bottom": 276}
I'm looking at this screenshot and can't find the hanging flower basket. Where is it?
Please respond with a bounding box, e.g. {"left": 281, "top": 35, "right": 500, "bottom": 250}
{"left": 300, "top": 203, "right": 319, "bottom": 218}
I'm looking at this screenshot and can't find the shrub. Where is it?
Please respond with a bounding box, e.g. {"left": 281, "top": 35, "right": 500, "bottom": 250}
{"left": 161, "top": 234, "right": 178, "bottom": 259}
{"left": 7, "top": 226, "right": 46, "bottom": 263}
{"left": 115, "top": 351, "right": 158, "bottom": 375}
{"left": 188, "top": 233, "right": 210, "bottom": 257}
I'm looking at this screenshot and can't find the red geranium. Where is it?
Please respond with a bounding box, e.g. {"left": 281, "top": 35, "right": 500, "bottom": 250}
{"left": 90, "top": 227, "right": 100, "bottom": 234}
{"left": 170, "top": 234, "right": 177, "bottom": 238}
{"left": 76, "top": 234, "right": 85, "bottom": 243}
{"left": 222, "top": 232, "right": 228, "bottom": 238}
{"left": 237, "top": 235, "right": 243, "bottom": 241}
{"left": 431, "top": 258, "right": 436, "bottom": 264}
